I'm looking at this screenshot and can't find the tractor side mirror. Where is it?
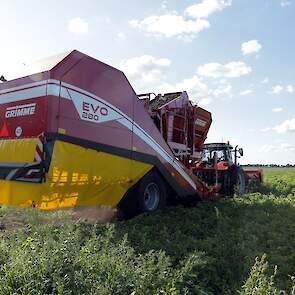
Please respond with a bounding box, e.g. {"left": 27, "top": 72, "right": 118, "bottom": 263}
{"left": 238, "top": 148, "right": 244, "bottom": 157}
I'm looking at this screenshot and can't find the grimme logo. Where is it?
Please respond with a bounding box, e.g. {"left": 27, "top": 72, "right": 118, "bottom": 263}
{"left": 5, "top": 103, "right": 36, "bottom": 118}
{"left": 82, "top": 101, "right": 108, "bottom": 122}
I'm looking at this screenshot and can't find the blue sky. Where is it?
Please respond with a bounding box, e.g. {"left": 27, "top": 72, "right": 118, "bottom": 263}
{"left": 0, "top": 0, "right": 294, "bottom": 164}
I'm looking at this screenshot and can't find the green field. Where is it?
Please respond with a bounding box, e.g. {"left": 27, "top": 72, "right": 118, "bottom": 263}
{"left": 0, "top": 168, "right": 295, "bottom": 295}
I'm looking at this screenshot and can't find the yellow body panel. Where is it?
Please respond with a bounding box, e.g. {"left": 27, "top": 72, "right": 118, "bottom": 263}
{"left": 0, "top": 140, "right": 153, "bottom": 209}
{"left": 0, "top": 138, "right": 37, "bottom": 162}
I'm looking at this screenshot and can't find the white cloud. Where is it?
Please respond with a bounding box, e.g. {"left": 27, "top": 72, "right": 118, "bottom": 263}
{"left": 120, "top": 55, "right": 238, "bottom": 106}
{"left": 241, "top": 40, "right": 262, "bottom": 55}
{"left": 119, "top": 56, "right": 211, "bottom": 105}
{"left": 240, "top": 89, "right": 253, "bottom": 96}
{"left": 197, "top": 61, "right": 252, "bottom": 78}
{"left": 219, "top": 78, "right": 228, "bottom": 84}
{"left": 268, "top": 84, "right": 295, "bottom": 94}
{"left": 161, "top": 0, "right": 168, "bottom": 9}
{"left": 68, "top": 17, "right": 89, "bottom": 34}
{"left": 261, "top": 77, "right": 269, "bottom": 84}
{"left": 177, "top": 77, "right": 233, "bottom": 103}
{"left": 262, "top": 118, "right": 295, "bottom": 134}
{"left": 150, "top": 75, "right": 213, "bottom": 102}
{"left": 261, "top": 127, "right": 272, "bottom": 132}
{"left": 212, "top": 81, "right": 232, "bottom": 97}
{"left": 117, "top": 32, "right": 126, "bottom": 40}
{"left": 269, "top": 84, "right": 295, "bottom": 94}
{"left": 261, "top": 143, "right": 295, "bottom": 153}
{"left": 129, "top": 0, "right": 232, "bottom": 40}
{"left": 198, "top": 97, "right": 213, "bottom": 106}
{"left": 119, "top": 55, "right": 171, "bottom": 91}
{"left": 280, "top": 143, "right": 295, "bottom": 152}
{"left": 174, "top": 76, "right": 211, "bottom": 100}
{"left": 159, "top": 76, "right": 232, "bottom": 103}
{"left": 129, "top": 15, "right": 210, "bottom": 39}
{"left": 260, "top": 144, "right": 277, "bottom": 153}
{"left": 274, "top": 118, "right": 295, "bottom": 133}
{"left": 272, "top": 107, "right": 283, "bottom": 112}
{"left": 286, "top": 85, "right": 295, "bottom": 93}
{"left": 185, "top": 0, "right": 232, "bottom": 18}
{"left": 270, "top": 85, "right": 284, "bottom": 94}
{"left": 119, "top": 55, "right": 211, "bottom": 104}
{"left": 280, "top": 0, "right": 291, "bottom": 7}
{"left": 149, "top": 76, "right": 213, "bottom": 105}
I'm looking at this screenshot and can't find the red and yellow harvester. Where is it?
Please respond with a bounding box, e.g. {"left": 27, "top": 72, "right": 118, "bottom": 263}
{"left": 0, "top": 50, "right": 220, "bottom": 215}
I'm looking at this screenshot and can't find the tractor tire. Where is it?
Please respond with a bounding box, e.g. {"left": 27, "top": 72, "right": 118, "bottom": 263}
{"left": 234, "top": 167, "right": 246, "bottom": 195}
{"left": 137, "top": 171, "right": 167, "bottom": 213}
{"left": 222, "top": 172, "right": 232, "bottom": 196}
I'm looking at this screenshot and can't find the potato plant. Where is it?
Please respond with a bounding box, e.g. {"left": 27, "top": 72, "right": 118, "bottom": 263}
{"left": 0, "top": 168, "right": 294, "bottom": 294}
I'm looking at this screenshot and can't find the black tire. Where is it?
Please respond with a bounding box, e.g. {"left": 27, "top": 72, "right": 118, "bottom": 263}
{"left": 234, "top": 167, "right": 246, "bottom": 195}
{"left": 116, "top": 184, "right": 138, "bottom": 220}
{"left": 117, "top": 170, "right": 167, "bottom": 219}
{"left": 222, "top": 172, "right": 232, "bottom": 196}
{"left": 138, "top": 171, "right": 167, "bottom": 213}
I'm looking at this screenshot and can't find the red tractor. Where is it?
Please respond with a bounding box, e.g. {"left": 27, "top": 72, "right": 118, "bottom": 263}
{"left": 193, "top": 142, "right": 263, "bottom": 196}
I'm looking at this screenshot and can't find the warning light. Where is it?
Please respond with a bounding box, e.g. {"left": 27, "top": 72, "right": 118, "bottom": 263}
{"left": 0, "top": 123, "right": 9, "bottom": 137}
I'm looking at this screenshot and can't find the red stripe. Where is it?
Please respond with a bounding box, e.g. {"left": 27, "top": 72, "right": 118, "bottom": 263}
{"left": 35, "top": 145, "right": 43, "bottom": 159}
{"left": 38, "top": 137, "right": 44, "bottom": 145}
{"left": 38, "top": 132, "right": 45, "bottom": 144}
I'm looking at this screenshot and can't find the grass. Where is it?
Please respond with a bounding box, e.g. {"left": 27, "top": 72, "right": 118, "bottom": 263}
{"left": 0, "top": 168, "right": 294, "bottom": 294}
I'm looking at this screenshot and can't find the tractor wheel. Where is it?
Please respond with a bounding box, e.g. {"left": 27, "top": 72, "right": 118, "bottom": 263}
{"left": 234, "top": 167, "right": 246, "bottom": 195}
{"left": 222, "top": 173, "right": 232, "bottom": 196}
{"left": 137, "top": 171, "right": 167, "bottom": 213}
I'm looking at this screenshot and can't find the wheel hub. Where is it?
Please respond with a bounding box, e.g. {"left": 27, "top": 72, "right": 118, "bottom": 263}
{"left": 143, "top": 183, "right": 160, "bottom": 211}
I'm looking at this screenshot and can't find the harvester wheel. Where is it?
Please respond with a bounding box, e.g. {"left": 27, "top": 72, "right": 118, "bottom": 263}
{"left": 234, "top": 167, "right": 246, "bottom": 195}
{"left": 117, "top": 170, "right": 167, "bottom": 219}
{"left": 138, "top": 171, "right": 167, "bottom": 213}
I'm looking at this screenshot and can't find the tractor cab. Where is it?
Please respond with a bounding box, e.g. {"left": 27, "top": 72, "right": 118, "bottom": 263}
{"left": 197, "top": 142, "right": 244, "bottom": 169}
{"left": 193, "top": 142, "right": 246, "bottom": 196}
{"left": 201, "top": 143, "right": 234, "bottom": 167}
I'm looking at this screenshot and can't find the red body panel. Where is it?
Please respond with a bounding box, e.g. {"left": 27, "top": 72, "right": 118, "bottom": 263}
{"left": 0, "top": 50, "right": 217, "bottom": 198}
{"left": 0, "top": 97, "right": 47, "bottom": 139}
{"left": 216, "top": 161, "right": 230, "bottom": 171}
{"left": 194, "top": 161, "right": 231, "bottom": 171}
{"left": 244, "top": 169, "right": 263, "bottom": 183}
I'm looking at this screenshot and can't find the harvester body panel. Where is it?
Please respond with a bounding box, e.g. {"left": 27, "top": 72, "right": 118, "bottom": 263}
{"left": 0, "top": 50, "right": 213, "bottom": 209}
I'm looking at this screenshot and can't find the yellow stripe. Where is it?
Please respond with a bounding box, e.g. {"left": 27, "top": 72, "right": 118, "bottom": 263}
{"left": 0, "top": 138, "right": 36, "bottom": 162}
{"left": 0, "top": 140, "right": 153, "bottom": 209}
